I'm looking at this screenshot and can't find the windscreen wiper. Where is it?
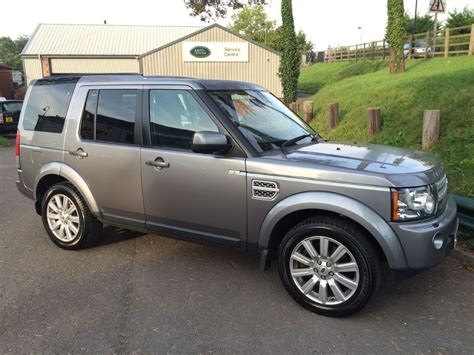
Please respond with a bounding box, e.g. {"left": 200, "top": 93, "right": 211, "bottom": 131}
{"left": 281, "top": 134, "right": 316, "bottom": 148}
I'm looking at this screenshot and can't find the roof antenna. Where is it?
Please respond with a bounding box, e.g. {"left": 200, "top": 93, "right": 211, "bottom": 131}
{"left": 104, "top": 20, "right": 107, "bottom": 25}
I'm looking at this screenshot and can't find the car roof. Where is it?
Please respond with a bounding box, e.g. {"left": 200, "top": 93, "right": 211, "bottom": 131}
{"left": 34, "top": 74, "right": 266, "bottom": 91}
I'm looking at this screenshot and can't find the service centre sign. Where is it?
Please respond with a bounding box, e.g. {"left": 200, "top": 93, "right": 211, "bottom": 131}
{"left": 183, "top": 42, "right": 249, "bottom": 62}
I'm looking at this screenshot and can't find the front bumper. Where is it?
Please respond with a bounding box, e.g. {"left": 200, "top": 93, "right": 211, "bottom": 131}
{"left": 390, "top": 195, "right": 458, "bottom": 270}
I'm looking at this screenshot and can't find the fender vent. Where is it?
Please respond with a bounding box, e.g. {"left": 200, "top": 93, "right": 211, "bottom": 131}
{"left": 252, "top": 180, "right": 279, "bottom": 201}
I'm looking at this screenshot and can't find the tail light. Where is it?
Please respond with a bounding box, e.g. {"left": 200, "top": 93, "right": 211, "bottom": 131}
{"left": 15, "top": 130, "right": 20, "bottom": 157}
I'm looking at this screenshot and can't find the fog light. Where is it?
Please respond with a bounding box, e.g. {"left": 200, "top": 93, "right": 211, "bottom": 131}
{"left": 432, "top": 232, "right": 444, "bottom": 250}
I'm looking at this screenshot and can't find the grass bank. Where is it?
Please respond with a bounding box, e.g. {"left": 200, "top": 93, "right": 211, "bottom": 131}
{"left": 0, "top": 135, "right": 10, "bottom": 146}
{"left": 298, "top": 57, "right": 474, "bottom": 198}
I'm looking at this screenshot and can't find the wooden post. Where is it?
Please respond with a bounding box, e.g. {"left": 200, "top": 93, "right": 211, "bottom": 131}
{"left": 422, "top": 110, "right": 441, "bottom": 150}
{"left": 371, "top": 42, "right": 375, "bottom": 60}
{"left": 328, "top": 103, "right": 339, "bottom": 129}
{"left": 367, "top": 108, "right": 381, "bottom": 138}
{"left": 408, "top": 34, "right": 413, "bottom": 60}
{"left": 303, "top": 101, "right": 313, "bottom": 123}
{"left": 383, "top": 39, "right": 386, "bottom": 61}
{"left": 444, "top": 28, "right": 450, "bottom": 58}
{"left": 469, "top": 24, "right": 474, "bottom": 56}
{"left": 425, "top": 31, "right": 430, "bottom": 59}
{"left": 289, "top": 102, "right": 298, "bottom": 113}
{"left": 363, "top": 43, "right": 366, "bottom": 60}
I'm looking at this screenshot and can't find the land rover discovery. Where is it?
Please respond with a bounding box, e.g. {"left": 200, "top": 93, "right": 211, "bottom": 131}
{"left": 15, "top": 75, "right": 458, "bottom": 316}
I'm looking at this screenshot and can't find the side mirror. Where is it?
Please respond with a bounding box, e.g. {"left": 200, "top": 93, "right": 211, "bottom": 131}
{"left": 192, "top": 131, "right": 232, "bottom": 155}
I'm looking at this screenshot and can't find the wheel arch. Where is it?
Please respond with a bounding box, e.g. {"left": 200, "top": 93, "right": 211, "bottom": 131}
{"left": 33, "top": 162, "right": 101, "bottom": 216}
{"left": 258, "top": 192, "right": 408, "bottom": 270}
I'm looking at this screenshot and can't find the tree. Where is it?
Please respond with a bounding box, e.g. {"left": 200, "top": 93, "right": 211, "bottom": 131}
{"left": 403, "top": 13, "right": 440, "bottom": 34}
{"left": 230, "top": 5, "right": 314, "bottom": 55}
{"left": 230, "top": 4, "right": 276, "bottom": 44}
{"left": 0, "top": 36, "right": 28, "bottom": 71}
{"left": 185, "top": 0, "right": 267, "bottom": 22}
{"left": 445, "top": 7, "right": 474, "bottom": 30}
{"left": 267, "top": 28, "right": 313, "bottom": 53}
{"left": 279, "top": 0, "right": 299, "bottom": 103}
{"left": 386, "top": 0, "right": 406, "bottom": 74}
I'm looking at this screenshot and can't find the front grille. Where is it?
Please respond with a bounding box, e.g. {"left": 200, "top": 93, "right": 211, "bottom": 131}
{"left": 252, "top": 180, "right": 279, "bottom": 201}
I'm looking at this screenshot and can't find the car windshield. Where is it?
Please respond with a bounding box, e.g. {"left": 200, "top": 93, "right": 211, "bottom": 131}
{"left": 208, "top": 90, "right": 316, "bottom": 152}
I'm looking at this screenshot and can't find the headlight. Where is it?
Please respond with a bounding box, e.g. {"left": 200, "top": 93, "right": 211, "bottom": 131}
{"left": 391, "top": 186, "right": 436, "bottom": 221}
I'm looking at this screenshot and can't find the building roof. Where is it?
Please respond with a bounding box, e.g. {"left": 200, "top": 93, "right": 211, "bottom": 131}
{"left": 22, "top": 24, "right": 203, "bottom": 56}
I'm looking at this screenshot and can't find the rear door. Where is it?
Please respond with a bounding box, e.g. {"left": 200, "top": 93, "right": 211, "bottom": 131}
{"left": 140, "top": 86, "right": 247, "bottom": 248}
{"left": 63, "top": 86, "right": 145, "bottom": 227}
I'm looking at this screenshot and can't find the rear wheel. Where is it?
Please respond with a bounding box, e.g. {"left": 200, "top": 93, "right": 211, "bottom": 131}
{"left": 41, "top": 182, "right": 102, "bottom": 249}
{"left": 278, "top": 216, "right": 381, "bottom": 317}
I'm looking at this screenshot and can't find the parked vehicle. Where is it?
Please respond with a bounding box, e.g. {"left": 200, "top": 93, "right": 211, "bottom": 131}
{"left": 404, "top": 40, "right": 432, "bottom": 58}
{"left": 16, "top": 75, "right": 458, "bottom": 317}
{"left": 0, "top": 99, "right": 23, "bottom": 133}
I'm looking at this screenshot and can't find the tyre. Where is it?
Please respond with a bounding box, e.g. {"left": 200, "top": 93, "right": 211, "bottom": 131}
{"left": 41, "top": 182, "right": 102, "bottom": 249}
{"left": 278, "top": 216, "right": 381, "bottom": 317}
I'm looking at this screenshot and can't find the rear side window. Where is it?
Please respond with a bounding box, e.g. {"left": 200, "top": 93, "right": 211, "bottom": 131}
{"left": 23, "top": 81, "right": 76, "bottom": 133}
{"left": 2, "top": 102, "right": 22, "bottom": 112}
{"left": 80, "top": 89, "right": 137, "bottom": 145}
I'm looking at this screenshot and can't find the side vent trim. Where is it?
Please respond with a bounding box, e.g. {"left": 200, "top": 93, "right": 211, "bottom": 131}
{"left": 252, "top": 180, "right": 279, "bottom": 201}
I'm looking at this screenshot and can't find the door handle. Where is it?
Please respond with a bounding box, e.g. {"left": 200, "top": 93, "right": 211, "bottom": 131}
{"left": 69, "top": 148, "right": 88, "bottom": 158}
{"left": 145, "top": 158, "right": 169, "bottom": 169}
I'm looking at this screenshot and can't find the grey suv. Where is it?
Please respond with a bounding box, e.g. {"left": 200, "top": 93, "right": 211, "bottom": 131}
{"left": 16, "top": 75, "right": 458, "bottom": 317}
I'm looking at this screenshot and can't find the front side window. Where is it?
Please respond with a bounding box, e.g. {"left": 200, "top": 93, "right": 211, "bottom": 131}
{"left": 149, "top": 90, "right": 219, "bottom": 150}
{"left": 209, "top": 90, "right": 316, "bottom": 152}
{"left": 23, "top": 81, "right": 76, "bottom": 133}
{"left": 80, "top": 89, "right": 137, "bottom": 145}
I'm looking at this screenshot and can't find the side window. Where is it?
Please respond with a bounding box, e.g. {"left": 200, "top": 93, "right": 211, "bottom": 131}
{"left": 80, "top": 89, "right": 137, "bottom": 145}
{"left": 23, "top": 81, "right": 76, "bottom": 133}
{"left": 149, "top": 90, "right": 218, "bottom": 150}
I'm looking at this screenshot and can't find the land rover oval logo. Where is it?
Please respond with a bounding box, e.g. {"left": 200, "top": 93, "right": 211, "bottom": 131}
{"left": 190, "top": 46, "right": 211, "bottom": 58}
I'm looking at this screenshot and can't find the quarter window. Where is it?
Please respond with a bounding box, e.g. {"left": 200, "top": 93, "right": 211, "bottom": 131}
{"left": 81, "top": 90, "right": 97, "bottom": 140}
{"left": 149, "top": 90, "right": 218, "bottom": 150}
{"left": 80, "top": 89, "right": 137, "bottom": 145}
{"left": 23, "top": 80, "right": 76, "bottom": 133}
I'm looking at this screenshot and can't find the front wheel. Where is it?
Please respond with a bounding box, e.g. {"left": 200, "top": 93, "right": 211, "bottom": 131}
{"left": 278, "top": 216, "right": 381, "bottom": 317}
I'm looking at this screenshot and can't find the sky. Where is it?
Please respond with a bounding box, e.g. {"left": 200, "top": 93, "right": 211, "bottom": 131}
{"left": 0, "top": 0, "right": 472, "bottom": 51}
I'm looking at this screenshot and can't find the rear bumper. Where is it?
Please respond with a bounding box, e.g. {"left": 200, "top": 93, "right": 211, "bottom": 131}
{"left": 16, "top": 169, "right": 34, "bottom": 200}
{"left": 390, "top": 196, "right": 458, "bottom": 270}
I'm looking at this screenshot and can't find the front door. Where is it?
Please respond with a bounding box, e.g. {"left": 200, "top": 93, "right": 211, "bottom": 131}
{"left": 64, "top": 86, "right": 144, "bottom": 227}
{"left": 140, "top": 88, "right": 247, "bottom": 247}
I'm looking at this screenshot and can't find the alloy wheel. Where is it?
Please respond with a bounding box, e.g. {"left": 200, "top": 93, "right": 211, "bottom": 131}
{"left": 46, "top": 194, "right": 81, "bottom": 242}
{"left": 289, "top": 236, "right": 360, "bottom": 305}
